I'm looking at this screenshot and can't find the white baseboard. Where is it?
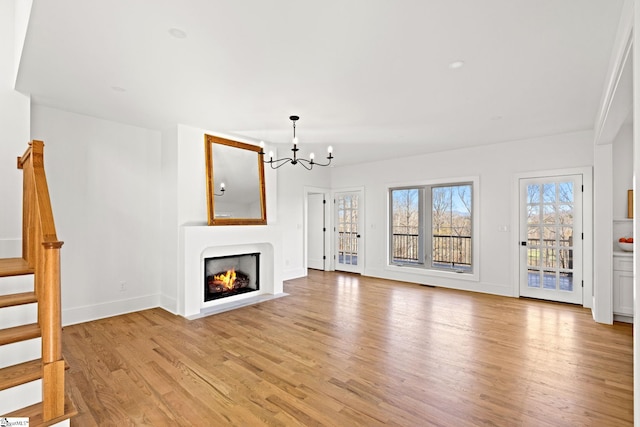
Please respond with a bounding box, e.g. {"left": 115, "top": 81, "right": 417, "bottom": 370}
{"left": 159, "top": 294, "right": 178, "bottom": 315}
{"left": 364, "top": 266, "right": 513, "bottom": 297}
{"left": 62, "top": 294, "right": 161, "bottom": 326}
{"left": 614, "top": 313, "right": 633, "bottom": 323}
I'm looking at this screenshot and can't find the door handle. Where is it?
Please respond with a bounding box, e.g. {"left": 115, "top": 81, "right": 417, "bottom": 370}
{"left": 357, "top": 234, "right": 361, "bottom": 238}
{"left": 521, "top": 241, "right": 527, "bottom": 246}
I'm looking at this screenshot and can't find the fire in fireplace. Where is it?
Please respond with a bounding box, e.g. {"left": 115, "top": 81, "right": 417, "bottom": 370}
{"left": 204, "top": 253, "right": 260, "bottom": 302}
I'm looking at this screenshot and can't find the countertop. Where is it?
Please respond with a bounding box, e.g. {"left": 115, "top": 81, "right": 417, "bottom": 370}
{"left": 613, "top": 250, "right": 633, "bottom": 257}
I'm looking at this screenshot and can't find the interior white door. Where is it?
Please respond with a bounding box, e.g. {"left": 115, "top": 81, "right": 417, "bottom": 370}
{"left": 334, "top": 191, "right": 363, "bottom": 274}
{"left": 307, "top": 193, "right": 325, "bottom": 270}
{"left": 519, "top": 175, "right": 583, "bottom": 304}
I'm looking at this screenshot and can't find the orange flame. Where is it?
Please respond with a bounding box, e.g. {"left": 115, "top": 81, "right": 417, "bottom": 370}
{"left": 214, "top": 269, "right": 236, "bottom": 290}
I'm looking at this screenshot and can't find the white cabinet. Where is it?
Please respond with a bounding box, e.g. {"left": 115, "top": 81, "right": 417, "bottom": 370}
{"left": 613, "top": 253, "right": 633, "bottom": 318}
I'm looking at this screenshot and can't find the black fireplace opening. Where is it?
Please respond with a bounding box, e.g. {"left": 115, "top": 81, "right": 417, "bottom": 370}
{"left": 204, "top": 252, "right": 260, "bottom": 302}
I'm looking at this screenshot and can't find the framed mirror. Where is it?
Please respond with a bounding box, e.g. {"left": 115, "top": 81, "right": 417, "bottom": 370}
{"left": 204, "top": 134, "right": 267, "bottom": 225}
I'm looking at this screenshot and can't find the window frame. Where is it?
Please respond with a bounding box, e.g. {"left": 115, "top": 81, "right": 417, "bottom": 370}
{"left": 386, "top": 176, "right": 479, "bottom": 282}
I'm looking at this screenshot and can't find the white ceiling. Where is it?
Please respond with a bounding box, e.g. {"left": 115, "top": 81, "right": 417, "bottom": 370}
{"left": 16, "top": 0, "right": 624, "bottom": 166}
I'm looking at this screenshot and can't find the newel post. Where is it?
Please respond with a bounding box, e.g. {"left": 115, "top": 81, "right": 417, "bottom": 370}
{"left": 41, "top": 241, "right": 65, "bottom": 420}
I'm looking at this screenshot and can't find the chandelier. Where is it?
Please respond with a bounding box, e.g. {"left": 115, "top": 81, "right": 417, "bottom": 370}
{"left": 259, "top": 115, "right": 333, "bottom": 170}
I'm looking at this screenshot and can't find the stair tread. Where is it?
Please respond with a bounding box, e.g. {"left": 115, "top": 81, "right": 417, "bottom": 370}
{"left": 0, "top": 258, "right": 34, "bottom": 277}
{"left": 5, "top": 393, "right": 77, "bottom": 427}
{"left": 0, "top": 323, "right": 41, "bottom": 346}
{"left": 0, "top": 358, "right": 71, "bottom": 391}
{"left": 0, "top": 291, "right": 37, "bottom": 308}
{"left": 0, "top": 358, "right": 42, "bottom": 391}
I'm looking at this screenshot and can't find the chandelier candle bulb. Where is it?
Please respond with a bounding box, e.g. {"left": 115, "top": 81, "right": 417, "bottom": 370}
{"left": 310, "top": 152, "right": 315, "bottom": 160}
{"left": 259, "top": 141, "right": 265, "bottom": 149}
{"left": 220, "top": 182, "right": 225, "bottom": 189}
{"left": 269, "top": 151, "right": 274, "bottom": 161}
{"left": 328, "top": 146, "right": 333, "bottom": 154}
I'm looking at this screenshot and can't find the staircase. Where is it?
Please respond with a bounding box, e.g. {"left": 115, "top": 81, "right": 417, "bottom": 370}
{"left": 0, "top": 141, "right": 76, "bottom": 425}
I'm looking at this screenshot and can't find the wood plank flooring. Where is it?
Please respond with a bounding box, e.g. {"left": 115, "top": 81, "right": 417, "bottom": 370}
{"left": 62, "top": 271, "right": 633, "bottom": 426}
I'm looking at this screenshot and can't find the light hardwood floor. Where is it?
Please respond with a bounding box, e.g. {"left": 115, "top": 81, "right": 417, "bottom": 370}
{"left": 63, "top": 271, "right": 633, "bottom": 426}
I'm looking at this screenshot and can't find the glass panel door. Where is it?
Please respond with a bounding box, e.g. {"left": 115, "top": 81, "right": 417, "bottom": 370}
{"left": 520, "top": 175, "right": 582, "bottom": 304}
{"left": 335, "top": 191, "right": 363, "bottom": 274}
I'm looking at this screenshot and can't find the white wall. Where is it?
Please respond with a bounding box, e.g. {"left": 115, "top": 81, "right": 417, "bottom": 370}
{"left": 31, "top": 105, "right": 163, "bottom": 325}
{"left": 612, "top": 123, "right": 634, "bottom": 218}
{"left": 633, "top": 1, "right": 640, "bottom": 424}
{"left": 277, "top": 163, "right": 330, "bottom": 279}
{"left": 176, "top": 125, "right": 210, "bottom": 225}
{"left": 0, "top": 0, "right": 30, "bottom": 257}
{"left": 12, "top": 0, "right": 32, "bottom": 88}
{"left": 593, "top": 143, "right": 613, "bottom": 324}
{"left": 160, "top": 126, "right": 179, "bottom": 313}
{"left": 329, "top": 130, "right": 594, "bottom": 296}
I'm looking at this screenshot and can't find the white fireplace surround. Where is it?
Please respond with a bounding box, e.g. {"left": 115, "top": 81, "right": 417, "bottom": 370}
{"left": 180, "top": 225, "right": 284, "bottom": 318}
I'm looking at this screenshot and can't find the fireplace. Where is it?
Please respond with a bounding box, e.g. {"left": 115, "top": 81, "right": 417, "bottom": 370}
{"left": 181, "top": 225, "right": 283, "bottom": 318}
{"left": 204, "top": 252, "right": 260, "bottom": 302}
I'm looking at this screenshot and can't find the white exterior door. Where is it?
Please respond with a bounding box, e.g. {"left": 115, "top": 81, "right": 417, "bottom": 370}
{"left": 334, "top": 191, "right": 364, "bottom": 274}
{"left": 519, "top": 175, "right": 583, "bottom": 305}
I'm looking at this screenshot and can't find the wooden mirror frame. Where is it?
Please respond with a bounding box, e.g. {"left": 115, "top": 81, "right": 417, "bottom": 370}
{"left": 204, "top": 134, "right": 267, "bottom": 225}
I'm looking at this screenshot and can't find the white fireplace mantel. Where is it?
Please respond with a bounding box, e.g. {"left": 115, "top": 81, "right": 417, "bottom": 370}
{"left": 179, "top": 224, "right": 284, "bottom": 318}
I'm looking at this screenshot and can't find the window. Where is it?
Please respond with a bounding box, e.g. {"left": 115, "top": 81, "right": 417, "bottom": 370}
{"left": 390, "top": 188, "right": 423, "bottom": 265}
{"left": 390, "top": 181, "right": 474, "bottom": 273}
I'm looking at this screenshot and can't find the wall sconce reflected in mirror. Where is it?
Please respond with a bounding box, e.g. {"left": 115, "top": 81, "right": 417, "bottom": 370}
{"left": 214, "top": 182, "right": 226, "bottom": 196}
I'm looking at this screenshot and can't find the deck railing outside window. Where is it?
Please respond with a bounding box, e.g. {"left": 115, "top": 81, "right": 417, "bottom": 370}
{"left": 392, "top": 233, "right": 420, "bottom": 262}
{"left": 391, "top": 233, "right": 472, "bottom": 267}
{"left": 338, "top": 231, "right": 358, "bottom": 254}
{"left": 526, "top": 237, "right": 573, "bottom": 269}
{"left": 432, "top": 235, "right": 471, "bottom": 267}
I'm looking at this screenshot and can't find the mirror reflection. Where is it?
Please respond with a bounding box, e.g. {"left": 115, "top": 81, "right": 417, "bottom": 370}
{"left": 204, "top": 134, "right": 266, "bottom": 225}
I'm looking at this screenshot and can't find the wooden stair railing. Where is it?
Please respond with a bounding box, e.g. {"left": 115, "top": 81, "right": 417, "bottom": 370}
{"left": 0, "top": 140, "right": 74, "bottom": 422}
